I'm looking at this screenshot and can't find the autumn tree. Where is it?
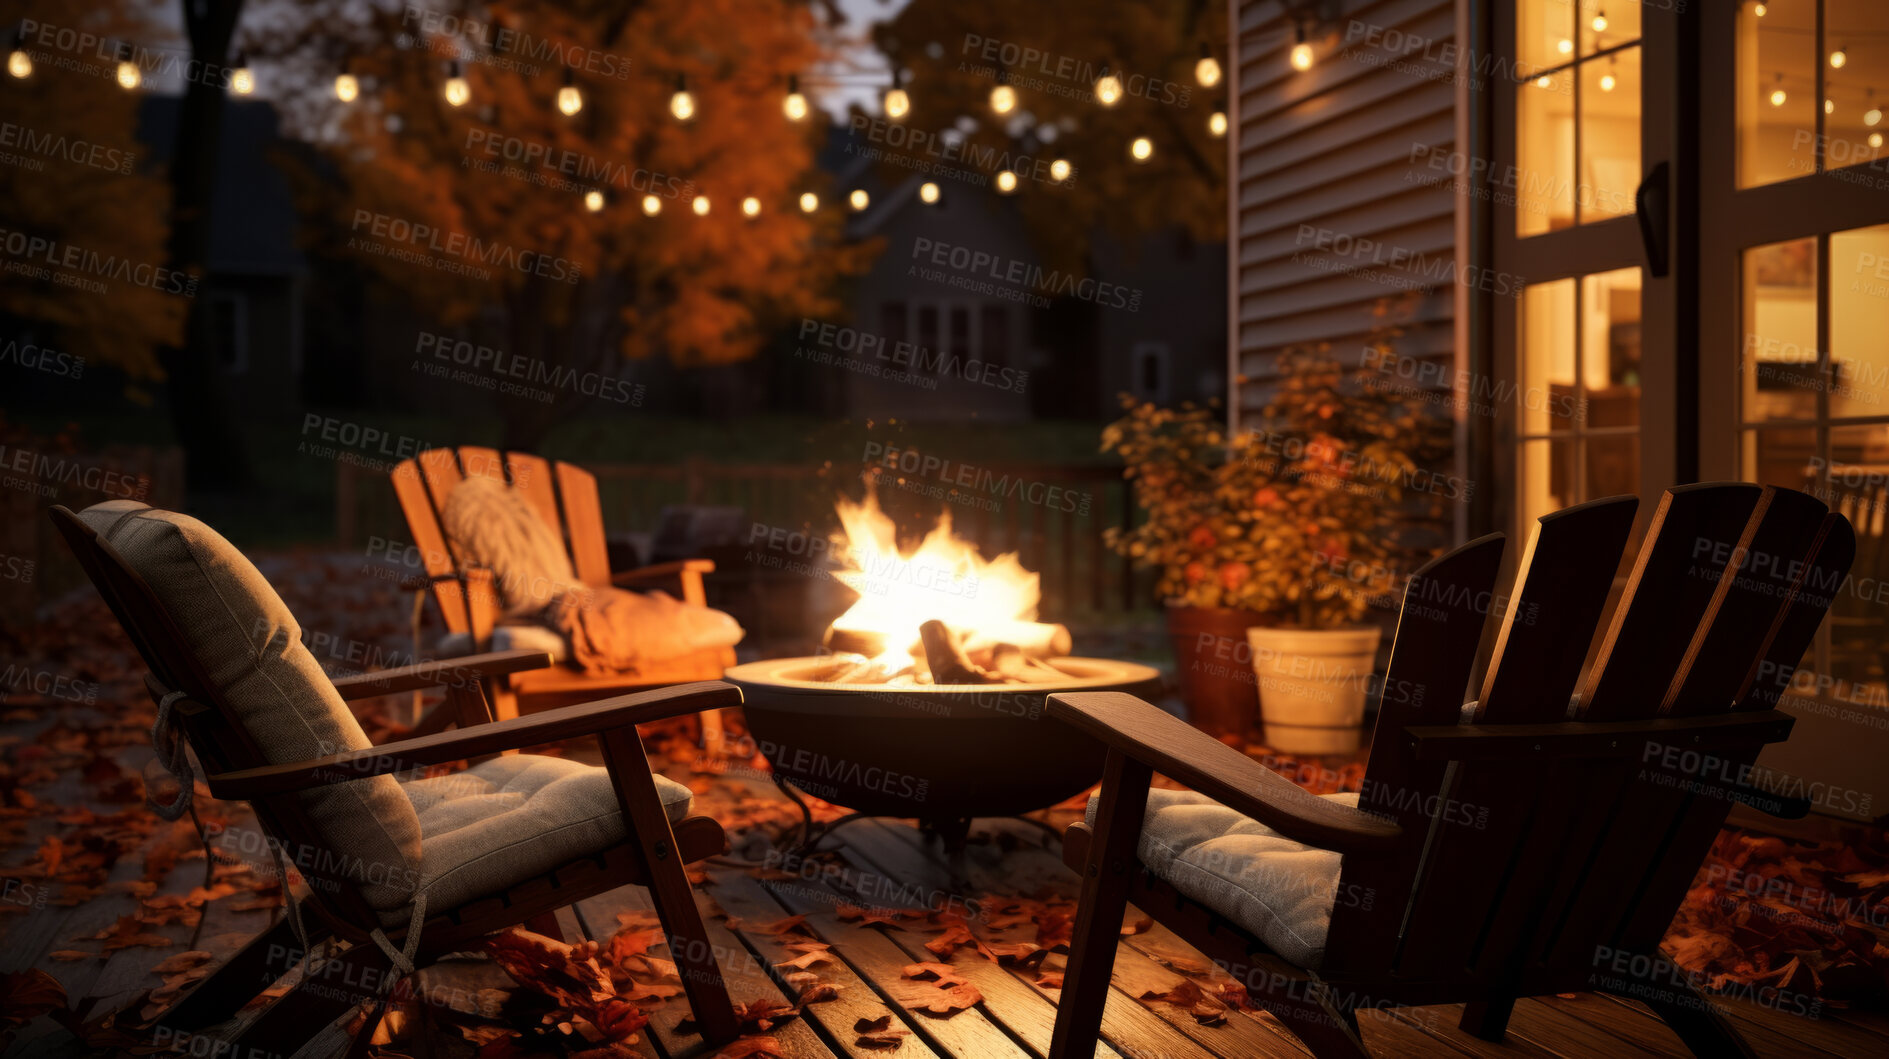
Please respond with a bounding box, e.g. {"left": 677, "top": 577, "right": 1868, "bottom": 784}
{"left": 255, "top": 0, "right": 871, "bottom": 447}
{"left": 870, "top": 0, "right": 1227, "bottom": 272}
{"left": 0, "top": 0, "right": 184, "bottom": 388}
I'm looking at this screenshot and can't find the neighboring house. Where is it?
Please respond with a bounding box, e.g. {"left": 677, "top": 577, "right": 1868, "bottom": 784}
{"left": 1226, "top": 0, "right": 1889, "bottom": 817}
{"left": 139, "top": 96, "right": 307, "bottom": 412}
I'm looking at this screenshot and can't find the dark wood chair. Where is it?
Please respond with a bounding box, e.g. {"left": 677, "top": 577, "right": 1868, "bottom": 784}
{"left": 391, "top": 446, "right": 735, "bottom": 746}
{"left": 51, "top": 503, "right": 742, "bottom": 1052}
{"left": 1048, "top": 483, "right": 1855, "bottom": 1058}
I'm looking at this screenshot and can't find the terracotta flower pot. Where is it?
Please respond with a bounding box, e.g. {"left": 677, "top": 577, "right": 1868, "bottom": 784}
{"left": 1166, "top": 604, "right": 1274, "bottom": 740}
{"left": 1246, "top": 625, "right": 1381, "bottom": 754}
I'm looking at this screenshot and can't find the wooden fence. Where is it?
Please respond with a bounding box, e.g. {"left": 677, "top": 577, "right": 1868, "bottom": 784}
{"left": 336, "top": 457, "right": 1155, "bottom": 619}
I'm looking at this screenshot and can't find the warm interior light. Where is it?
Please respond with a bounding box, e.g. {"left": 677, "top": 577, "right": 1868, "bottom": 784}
{"left": 884, "top": 86, "right": 910, "bottom": 120}
{"left": 334, "top": 72, "right": 359, "bottom": 102}
{"left": 692, "top": 196, "right": 710, "bottom": 216}
{"left": 995, "top": 170, "right": 1018, "bottom": 193}
{"left": 1095, "top": 70, "right": 1123, "bottom": 105}
{"left": 1600, "top": 72, "right": 1616, "bottom": 92}
{"left": 1049, "top": 158, "right": 1071, "bottom": 181}
{"left": 1209, "top": 109, "right": 1227, "bottom": 136}
{"left": 116, "top": 46, "right": 141, "bottom": 91}
{"left": 1196, "top": 54, "right": 1222, "bottom": 88}
{"left": 558, "top": 77, "right": 583, "bottom": 116}
{"left": 990, "top": 83, "right": 1016, "bottom": 114}
{"left": 443, "top": 63, "right": 469, "bottom": 107}
{"left": 1592, "top": 11, "right": 1608, "bottom": 32}
{"left": 799, "top": 191, "right": 819, "bottom": 212}
{"left": 849, "top": 189, "right": 869, "bottom": 211}
{"left": 670, "top": 85, "right": 695, "bottom": 121}
{"left": 1770, "top": 87, "right": 1787, "bottom": 107}
{"left": 1130, "top": 135, "right": 1153, "bottom": 161}
{"left": 1557, "top": 38, "right": 1573, "bottom": 55}
{"left": 584, "top": 190, "right": 604, "bottom": 212}
{"left": 7, "top": 46, "right": 31, "bottom": 80}
{"left": 784, "top": 91, "right": 808, "bottom": 120}
{"left": 1867, "top": 108, "right": 1883, "bottom": 127}
{"left": 642, "top": 194, "right": 662, "bottom": 216}
{"left": 1830, "top": 49, "right": 1847, "bottom": 69}
{"left": 1536, "top": 74, "right": 1553, "bottom": 88}
{"left": 1870, "top": 132, "right": 1884, "bottom": 148}
{"left": 1826, "top": 98, "right": 1835, "bottom": 114}
{"left": 742, "top": 196, "right": 761, "bottom": 217}
{"left": 918, "top": 181, "right": 940, "bottom": 204}
{"left": 1290, "top": 43, "right": 1313, "bottom": 71}
{"left": 1755, "top": 3, "right": 1767, "bottom": 15}
{"left": 230, "top": 54, "right": 254, "bottom": 95}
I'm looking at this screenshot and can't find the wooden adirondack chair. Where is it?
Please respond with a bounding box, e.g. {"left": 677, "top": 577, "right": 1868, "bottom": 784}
{"left": 1048, "top": 483, "right": 1855, "bottom": 1059}
{"left": 51, "top": 502, "right": 742, "bottom": 1052}
{"left": 390, "top": 447, "right": 735, "bottom": 746}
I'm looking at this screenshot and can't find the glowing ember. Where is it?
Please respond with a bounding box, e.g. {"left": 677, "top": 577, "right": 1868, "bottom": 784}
{"left": 822, "top": 489, "right": 1071, "bottom": 682}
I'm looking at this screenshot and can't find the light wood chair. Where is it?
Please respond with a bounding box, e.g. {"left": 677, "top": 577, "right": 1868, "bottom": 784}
{"left": 390, "top": 447, "right": 734, "bottom": 748}
{"left": 1049, "top": 484, "right": 1854, "bottom": 1058}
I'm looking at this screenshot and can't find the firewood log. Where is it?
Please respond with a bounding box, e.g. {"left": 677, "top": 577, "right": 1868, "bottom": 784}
{"left": 960, "top": 621, "right": 1072, "bottom": 660}
{"left": 919, "top": 619, "right": 999, "bottom": 684}
{"left": 824, "top": 627, "right": 886, "bottom": 658}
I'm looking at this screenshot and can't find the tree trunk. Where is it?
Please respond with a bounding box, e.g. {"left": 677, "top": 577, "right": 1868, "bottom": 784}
{"left": 159, "top": 0, "right": 253, "bottom": 494}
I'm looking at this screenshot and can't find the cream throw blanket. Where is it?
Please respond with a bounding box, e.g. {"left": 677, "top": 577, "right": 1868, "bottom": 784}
{"left": 440, "top": 476, "right": 742, "bottom": 675}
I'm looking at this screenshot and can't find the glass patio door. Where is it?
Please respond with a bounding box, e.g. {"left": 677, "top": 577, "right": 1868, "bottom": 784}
{"left": 1491, "top": 1, "right": 1680, "bottom": 545}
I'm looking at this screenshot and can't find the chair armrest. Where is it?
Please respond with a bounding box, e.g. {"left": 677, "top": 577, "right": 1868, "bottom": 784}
{"left": 611, "top": 559, "right": 715, "bottom": 587}
{"left": 329, "top": 649, "right": 553, "bottom": 700}
{"left": 1048, "top": 692, "right": 1403, "bottom": 856}
{"left": 206, "top": 681, "right": 742, "bottom": 801}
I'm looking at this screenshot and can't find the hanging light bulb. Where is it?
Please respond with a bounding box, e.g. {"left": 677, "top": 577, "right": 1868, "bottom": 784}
{"left": 443, "top": 61, "right": 469, "bottom": 106}
{"left": 1209, "top": 107, "right": 1227, "bottom": 137}
{"left": 230, "top": 51, "right": 254, "bottom": 95}
{"left": 1592, "top": 10, "right": 1608, "bottom": 33}
{"left": 1536, "top": 74, "right": 1553, "bottom": 88}
{"left": 1049, "top": 158, "right": 1071, "bottom": 182}
{"left": 116, "top": 43, "right": 141, "bottom": 90}
{"left": 742, "top": 196, "right": 761, "bottom": 217}
{"left": 1095, "top": 65, "right": 1123, "bottom": 106}
{"left": 1600, "top": 56, "right": 1618, "bottom": 92}
{"left": 642, "top": 194, "right": 662, "bottom": 216}
{"left": 558, "top": 67, "right": 583, "bottom": 115}
{"left": 584, "top": 189, "right": 605, "bottom": 213}
{"left": 883, "top": 68, "right": 910, "bottom": 120}
{"left": 8, "top": 29, "right": 32, "bottom": 79}
{"left": 1867, "top": 109, "right": 1883, "bottom": 127}
{"left": 919, "top": 181, "right": 940, "bottom": 204}
{"left": 1196, "top": 43, "right": 1221, "bottom": 88}
{"left": 1130, "top": 135, "right": 1153, "bottom": 161}
{"left": 693, "top": 196, "right": 710, "bottom": 216}
{"left": 1826, "top": 98, "right": 1835, "bottom": 114}
{"left": 1754, "top": 3, "right": 1767, "bottom": 16}
{"left": 1870, "top": 132, "right": 1884, "bottom": 149}
{"left": 670, "top": 75, "right": 694, "bottom": 121}
{"left": 1557, "top": 37, "right": 1573, "bottom": 56}
{"left": 994, "top": 170, "right": 1018, "bottom": 193}
{"left": 783, "top": 74, "right": 808, "bottom": 121}
{"left": 334, "top": 71, "right": 359, "bottom": 102}
{"left": 1769, "top": 74, "right": 1786, "bottom": 108}
{"left": 1290, "top": 27, "right": 1314, "bottom": 72}
{"left": 990, "top": 78, "right": 1016, "bottom": 115}
{"left": 1830, "top": 48, "right": 1847, "bottom": 69}
{"left": 799, "top": 191, "right": 819, "bottom": 212}
{"left": 849, "top": 189, "right": 869, "bottom": 211}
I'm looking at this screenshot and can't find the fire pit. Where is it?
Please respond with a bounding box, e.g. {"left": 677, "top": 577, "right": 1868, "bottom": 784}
{"left": 728, "top": 491, "right": 1160, "bottom": 846}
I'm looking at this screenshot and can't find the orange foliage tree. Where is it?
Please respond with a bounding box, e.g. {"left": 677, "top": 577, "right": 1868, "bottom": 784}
{"left": 258, "top": 0, "right": 872, "bottom": 443}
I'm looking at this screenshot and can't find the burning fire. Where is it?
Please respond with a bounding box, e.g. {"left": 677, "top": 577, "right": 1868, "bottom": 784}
{"left": 823, "top": 489, "right": 1070, "bottom": 681}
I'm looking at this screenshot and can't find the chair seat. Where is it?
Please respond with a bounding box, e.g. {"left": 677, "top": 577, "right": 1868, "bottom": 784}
{"left": 1085, "top": 788, "right": 1359, "bottom": 969}
{"left": 438, "top": 624, "right": 570, "bottom": 663}
{"left": 387, "top": 754, "right": 693, "bottom": 920}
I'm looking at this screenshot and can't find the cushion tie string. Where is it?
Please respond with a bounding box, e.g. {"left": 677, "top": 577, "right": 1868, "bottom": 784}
{"left": 147, "top": 690, "right": 195, "bottom": 821}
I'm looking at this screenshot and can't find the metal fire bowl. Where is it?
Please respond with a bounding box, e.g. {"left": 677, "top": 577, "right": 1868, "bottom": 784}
{"left": 726, "top": 656, "right": 1161, "bottom": 827}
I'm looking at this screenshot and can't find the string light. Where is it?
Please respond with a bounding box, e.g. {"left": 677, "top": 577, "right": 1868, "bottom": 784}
{"left": 1754, "top": 3, "right": 1767, "bottom": 15}
{"left": 1871, "top": 132, "right": 1884, "bottom": 149}
{"left": 990, "top": 79, "right": 1016, "bottom": 115}
{"left": 1095, "top": 65, "right": 1123, "bottom": 106}
{"left": 849, "top": 189, "right": 869, "bottom": 210}
{"left": 1868, "top": 110, "right": 1883, "bottom": 127}
{"left": 1049, "top": 158, "right": 1071, "bottom": 182}
{"left": 1536, "top": 74, "right": 1552, "bottom": 88}
{"left": 783, "top": 74, "right": 808, "bottom": 121}
{"left": 558, "top": 67, "right": 582, "bottom": 115}
{"left": 584, "top": 189, "right": 605, "bottom": 212}
{"left": 1196, "top": 43, "right": 1221, "bottom": 88}
{"left": 799, "top": 191, "right": 819, "bottom": 212}
{"left": 742, "top": 196, "right": 761, "bottom": 217}
{"left": 443, "top": 61, "right": 469, "bottom": 106}
{"left": 1600, "top": 56, "right": 1617, "bottom": 92}
{"left": 1290, "top": 27, "right": 1313, "bottom": 72}
{"left": 642, "top": 194, "right": 662, "bottom": 216}
{"left": 334, "top": 72, "right": 359, "bottom": 102}
{"left": 994, "top": 170, "right": 1018, "bottom": 193}
{"left": 230, "top": 51, "right": 253, "bottom": 95}
{"left": 1826, "top": 98, "right": 1835, "bottom": 114}
{"left": 670, "top": 74, "right": 694, "bottom": 121}
{"left": 116, "top": 43, "right": 140, "bottom": 90}
{"left": 1592, "top": 10, "right": 1608, "bottom": 33}
{"left": 1209, "top": 107, "right": 1227, "bottom": 137}
{"left": 1130, "top": 135, "right": 1153, "bottom": 161}
{"left": 1557, "top": 38, "right": 1573, "bottom": 56}
{"left": 693, "top": 196, "right": 710, "bottom": 216}
{"left": 919, "top": 181, "right": 940, "bottom": 204}
{"left": 8, "top": 29, "right": 31, "bottom": 79}
{"left": 884, "top": 68, "right": 910, "bottom": 120}
{"left": 1830, "top": 48, "right": 1847, "bottom": 69}
{"left": 1770, "top": 74, "right": 1786, "bottom": 108}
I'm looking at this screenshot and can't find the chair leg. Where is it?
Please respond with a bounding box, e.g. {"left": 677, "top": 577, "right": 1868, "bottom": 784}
{"left": 1048, "top": 750, "right": 1152, "bottom": 1059}
{"left": 224, "top": 941, "right": 392, "bottom": 1054}
{"left": 1459, "top": 995, "right": 1516, "bottom": 1040}
{"left": 1597, "top": 962, "right": 1759, "bottom": 1059}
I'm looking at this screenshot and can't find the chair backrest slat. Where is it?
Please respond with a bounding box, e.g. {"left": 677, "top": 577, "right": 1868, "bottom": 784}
{"left": 1739, "top": 511, "right": 1858, "bottom": 712}
{"left": 1322, "top": 533, "right": 1505, "bottom": 977}
{"left": 554, "top": 460, "right": 612, "bottom": 586}
{"left": 390, "top": 457, "right": 468, "bottom": 632}
{"left": 503, "top": 452, "right": 565, "bottom": 558}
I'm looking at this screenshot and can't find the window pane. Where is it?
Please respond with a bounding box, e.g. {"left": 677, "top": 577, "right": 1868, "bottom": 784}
{"left": 1582, "top": 267, "right": 1642, "bottom": 426}
{"left": 1743, "top": 425, "right": 1818, "bottom": 490}
{"left": 1827, "top": 0, "right": 1889, "bottom": 172}
{"left": 1585, "top": 434, "right": 1639, "bottom": 501}
{"left": 1823, "top": 424, "right": 1889, "bottom": 698}
{"left": 1518, "top": 71, "right": 1574, "bottom": 235}
{"left": 979, "top": 305, "right": 1008, "bottom": 366}
{"left": 1737, "top": 0, "right": 1818, "bottom": 186}
{"left": 1741, "top": 237, "right": 1819, "bottom": 423}
{"left": 1579, "top": 46, "right": 1640, "bottom": 223}
{"left": 1519, "top": 0, "right": 1576, "bottom": 77}
{"left": 1522, "top": 279, "right": 1577, "bottom": 433}
{"left": 1521, "top": 437, "right": 1577, "bottom": 526}
{"left": 1830, "top": 223, "right": 1889, "bottom": 416}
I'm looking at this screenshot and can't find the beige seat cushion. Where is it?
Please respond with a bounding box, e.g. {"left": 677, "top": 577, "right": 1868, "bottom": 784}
{"left": 1085, "top": 787, "right": 1357, "bottom": 969}
{"left": 394, "top": 754, "right": 693, "bottom": 917}
{"left": 79, "top": 501, "right": 422, "bottom": 911}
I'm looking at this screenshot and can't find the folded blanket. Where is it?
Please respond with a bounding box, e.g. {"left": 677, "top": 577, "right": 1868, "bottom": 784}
{"left": 440, "top": 474, "right": 743, "bottom": 674}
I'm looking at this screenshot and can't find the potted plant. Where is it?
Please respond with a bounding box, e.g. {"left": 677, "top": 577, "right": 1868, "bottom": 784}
{"left": 1103, "top": 334, "right": 1436, "bottom": 749}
